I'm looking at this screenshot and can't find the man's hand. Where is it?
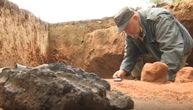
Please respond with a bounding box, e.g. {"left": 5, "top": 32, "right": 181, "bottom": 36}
{"left": 113, "top": 70, "right": 126, "bottom": 80}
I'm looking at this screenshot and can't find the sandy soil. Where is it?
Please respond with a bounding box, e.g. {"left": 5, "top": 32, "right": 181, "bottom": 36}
{"left": 106, "top": 79, "right": 193, "bottom": 110}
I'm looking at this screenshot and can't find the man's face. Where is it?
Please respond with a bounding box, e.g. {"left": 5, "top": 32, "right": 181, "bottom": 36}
{"left": 124, "top": 15, "right": 140, "bottom": 36}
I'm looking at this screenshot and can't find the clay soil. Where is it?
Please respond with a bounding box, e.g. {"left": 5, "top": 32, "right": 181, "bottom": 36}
{"left": 106, "top": 79, "right": 193, "bottom": 110}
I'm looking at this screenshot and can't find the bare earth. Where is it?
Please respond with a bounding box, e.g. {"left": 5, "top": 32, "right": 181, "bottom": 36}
{"left": 106, "top": 79, "right": 193, "bottom": 110}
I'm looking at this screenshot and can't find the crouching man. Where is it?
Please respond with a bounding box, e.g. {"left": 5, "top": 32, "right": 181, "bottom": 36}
{"left": 113, "top": 7, "right": 193, "bottom": 81}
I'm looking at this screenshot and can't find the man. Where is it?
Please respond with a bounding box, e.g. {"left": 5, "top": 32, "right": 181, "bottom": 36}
{"left": 113, "top": 7, "right": 193, "bottom": 81}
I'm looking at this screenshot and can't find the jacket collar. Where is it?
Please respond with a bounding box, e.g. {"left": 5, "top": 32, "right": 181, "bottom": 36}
{"left": 139, "top": 13, "right": 146, "bottom": 39}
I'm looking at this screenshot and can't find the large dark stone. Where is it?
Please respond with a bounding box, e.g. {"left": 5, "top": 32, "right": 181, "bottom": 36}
{"left": 0, "top": 63, "right": 134, "bottom": 110}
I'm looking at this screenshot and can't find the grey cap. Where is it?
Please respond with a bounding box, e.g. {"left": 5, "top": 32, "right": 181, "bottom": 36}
{"left": 114, "top": 7, "right": 134, "bottom": 32}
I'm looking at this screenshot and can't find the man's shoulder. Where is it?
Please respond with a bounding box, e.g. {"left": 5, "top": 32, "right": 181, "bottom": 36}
{"left": 138, "top": 8, "right": 171, "bottom": 20}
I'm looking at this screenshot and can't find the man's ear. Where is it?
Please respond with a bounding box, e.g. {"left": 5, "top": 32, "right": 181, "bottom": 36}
{"left": 133, "top": 15, "right": 139, "bottom": 21}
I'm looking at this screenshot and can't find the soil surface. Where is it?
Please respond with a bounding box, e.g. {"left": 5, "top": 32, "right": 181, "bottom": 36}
{"left": 106, "top": 79, "right": 193, "bottom": 110}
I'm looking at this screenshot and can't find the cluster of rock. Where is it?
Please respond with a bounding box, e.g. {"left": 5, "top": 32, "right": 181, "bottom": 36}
{"left": 141, "top": 62, "right": 193, "bottom": 83}
{"left": 0, "top": 63, "right": 134, "bottom": 110}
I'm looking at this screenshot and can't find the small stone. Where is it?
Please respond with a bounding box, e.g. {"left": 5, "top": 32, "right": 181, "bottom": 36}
{"left": 141, "top": 62, "right": 168, "bottom": 82}
{"left": 175, "top": 67, "right": 193, "bottom": 83}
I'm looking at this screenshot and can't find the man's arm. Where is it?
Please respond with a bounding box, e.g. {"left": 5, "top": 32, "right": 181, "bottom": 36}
{"left": 155, "top": 14, "right": 184, "bottom": 80}
{"left": 120, "top": 36, "right": 139, "bottom": 75}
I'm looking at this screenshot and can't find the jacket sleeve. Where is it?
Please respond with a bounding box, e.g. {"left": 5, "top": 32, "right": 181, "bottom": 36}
{"left": 155, "top": 14, "right": 184, "bottom": 80}
{"left": 120, "top": 36, "right": 139, "bottom": 75}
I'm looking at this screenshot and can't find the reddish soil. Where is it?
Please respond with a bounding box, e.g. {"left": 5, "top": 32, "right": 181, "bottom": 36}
{"left": 106, "top": 79, "right": 193, "bottom": 110}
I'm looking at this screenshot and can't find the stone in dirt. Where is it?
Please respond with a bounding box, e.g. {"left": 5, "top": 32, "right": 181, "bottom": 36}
{"left": 0, "top": 63, "right": 134, "bottom": 110}
{"left": 141, "top": 62, "right": 168, "bottom": 82}
{"left": 175, "top": 67, "right": 193, "bottom": 83}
